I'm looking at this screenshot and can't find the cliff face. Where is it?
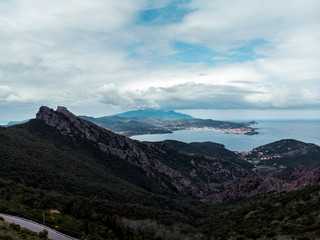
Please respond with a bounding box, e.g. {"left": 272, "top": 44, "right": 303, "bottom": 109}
{"left": 36, "top": 106, "right": 253, "bottom": 197}
{"left": 36, "top": 106, "right": 151, "bottom": 169}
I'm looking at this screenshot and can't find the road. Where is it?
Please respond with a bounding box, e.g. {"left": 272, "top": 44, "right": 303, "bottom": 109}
{"left": 0, "top": 213, "right": 77, "bottom": 240}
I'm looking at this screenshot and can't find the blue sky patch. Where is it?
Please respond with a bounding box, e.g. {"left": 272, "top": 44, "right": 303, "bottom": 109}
{"left": 167, "top": 41, "right": 219, "bottom": 65}
{"left": 162, "top": 39, "right": 269, "bottom": 65}
{"left": 230, "top": 39, "right": 269, "bottom": 62}
{"left": 137, "top": 0, "right": 192, "bottom": 25}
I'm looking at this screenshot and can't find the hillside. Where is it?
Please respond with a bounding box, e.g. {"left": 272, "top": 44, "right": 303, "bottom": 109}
{"left": 35, "top": 106, "right": 253, "bottom": 196}
{"left": 1, "top": 106, "right": 320, "bottom": 239}
{"left": 237, "top": 139, "right": 320, "bottom": 174}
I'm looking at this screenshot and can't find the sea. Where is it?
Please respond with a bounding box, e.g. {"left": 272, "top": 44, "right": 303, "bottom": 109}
{"left": 131, "top": 120, "right": 320, "bottom": 152}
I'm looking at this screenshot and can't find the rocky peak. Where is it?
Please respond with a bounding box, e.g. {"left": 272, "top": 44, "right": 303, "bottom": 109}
{"left": 56, "top": 106, "right": 77, "bottom": 119}
{"left": 36, "top": 106, "right": 142, "bottom": 150}
{"left": 36, "top": 106, "right": 99, "bottom": 141}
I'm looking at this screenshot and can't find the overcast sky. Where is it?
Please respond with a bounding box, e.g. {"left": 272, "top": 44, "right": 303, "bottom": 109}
{"left": 0, "top": 0, "right": 319, "bottom": 121}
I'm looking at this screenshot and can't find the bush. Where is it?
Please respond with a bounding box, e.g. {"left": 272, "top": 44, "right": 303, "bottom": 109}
{"left": 9, "top": 222, "right": 20, "bottom": 231}
{"left": 297, "top": 237, "right": 310, "bottom": 240}
{"left": 266, "top": 229, "right": 277, "bottom": 237}
{"left": 38, "top": 229, "right": 48, "bottom": 239}
{"left": 0, "top": 233, "right": 14, "bottom": 240}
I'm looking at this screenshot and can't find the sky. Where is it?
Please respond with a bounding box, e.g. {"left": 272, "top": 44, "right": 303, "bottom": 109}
{"left": 0, "top": 0, "right": 320, "bottom": 122}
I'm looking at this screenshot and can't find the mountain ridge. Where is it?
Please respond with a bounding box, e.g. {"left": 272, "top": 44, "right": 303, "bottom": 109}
{"left": 2, "top": 105, "right": 320, "bottom": 239}
{"left": 36, "top": 106, "right": 320, "bottom": 200}
{"left": 36, "top": 106, "right": 253, "bottom": 197}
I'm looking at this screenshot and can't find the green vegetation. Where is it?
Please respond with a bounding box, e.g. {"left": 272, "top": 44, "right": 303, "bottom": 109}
{"left": 1, "top": 176, "right": 320, "bottom": 239}
{"left": 0, "top": 120, "right": 207, "bottom": 239}
{"left": 0, "top": 218, "right": 49, "bottom": 240}
{"left": 159, "top": 140, "right": 253, "bottom": 168}
{"left": 248, "top": 139, "right": 320, "bottom": 173}
{"left": 1, "top": 119, "right": 320, "bottom": 239}
{"left": 197, "top": 185, "right": 320, "bottom": 239}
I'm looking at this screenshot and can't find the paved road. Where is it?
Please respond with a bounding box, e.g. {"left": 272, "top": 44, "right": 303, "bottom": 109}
{"left": 0, "top": 213, "right": 77, "bottom": 240}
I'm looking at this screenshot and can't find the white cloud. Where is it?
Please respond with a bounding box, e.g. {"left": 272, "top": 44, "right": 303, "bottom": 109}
{"left": 0, "top": 85, "right": 19, "bottom": 101}
{"left": 245, "top": 86, "right": 320, "bottom": 108}
{"left": 93, "top": 80, "right": 320, "bottom": 110}
{"left": 0, "top": 0, "right": 319, "bottom": 118}
{"left": 256, "top": 28, "right": 320, "bottom": 82}
{"left": 169, "top": 0, "right": 320, "bottom": 51}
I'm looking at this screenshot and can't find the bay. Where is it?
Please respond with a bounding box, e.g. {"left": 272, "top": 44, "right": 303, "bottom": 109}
{"left": 131, "top": 120, "right": 320, "bottom": 151}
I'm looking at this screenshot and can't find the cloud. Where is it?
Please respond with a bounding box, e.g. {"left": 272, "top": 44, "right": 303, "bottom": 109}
{"left": 167, "top": 0, "right": 320, "bottom": 51}
{"left": 0, "top": 85, "right": 20, "bottom": 101}
{"left": 0, "top": 0, "right": 319, "bottom": 118}
{"left": 244, "top": 86, "right": 320, "bottom": 108}
{"left": 95, "top": 81, "right": 320, "bottom": 110}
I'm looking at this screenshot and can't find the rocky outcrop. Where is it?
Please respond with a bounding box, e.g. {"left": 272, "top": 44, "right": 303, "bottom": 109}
{"left": 203, "top": 167, "right": 320, "bottom": 203}
{"left": 37, "top": 106, "right": 150, "bottom": 166}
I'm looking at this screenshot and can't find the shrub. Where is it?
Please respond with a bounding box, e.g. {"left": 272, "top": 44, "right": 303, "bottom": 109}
{"left": 0, "top": 233, "right": 14, "bottom": 240}
{"left": 38, "top": 229, "right": 48, "bottom": 239}
{"left": 9, "top": 222, "right": 20, "bottom": 231}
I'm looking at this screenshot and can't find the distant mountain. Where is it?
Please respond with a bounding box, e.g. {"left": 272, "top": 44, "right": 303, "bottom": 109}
{"left": 112, "top": 109, "right": 195, "bottom": 120}
{"left": 79, "top": 115, "right": 172, "bottom": 136}
{"left": 3, "top": 119, "right": 29, "bottom": 127}
{"left": 80, "top": 109, "right": 258, "bottom": 136}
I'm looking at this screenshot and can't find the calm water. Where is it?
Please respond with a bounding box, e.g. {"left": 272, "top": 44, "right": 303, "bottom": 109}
{"left": 131, "top": 120, "right": 320, "bottom": 151}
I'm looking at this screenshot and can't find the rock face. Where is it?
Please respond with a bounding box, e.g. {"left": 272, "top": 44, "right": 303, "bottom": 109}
{"left": 36, "top": 106, "right": 254, "bottom": 197}
{"left": 203, "top": 167, "right": 320, "bottom": 203}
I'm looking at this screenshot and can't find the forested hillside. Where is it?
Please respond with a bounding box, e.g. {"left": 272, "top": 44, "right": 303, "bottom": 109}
{"left": 1, "top": 106, "right": 320, "bottom": 239}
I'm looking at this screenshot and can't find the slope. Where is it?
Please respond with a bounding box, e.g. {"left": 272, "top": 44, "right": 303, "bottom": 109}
{"left": 239, "top": 139, "right": 320, "bottom": 173}
{"left": 1, "top": 106, "right": 320, "bottom": 239}
{"left": 36, "top": 106, "right": 253, "bottom": 197}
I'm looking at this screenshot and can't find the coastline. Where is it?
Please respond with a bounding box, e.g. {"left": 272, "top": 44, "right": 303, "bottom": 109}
{"left": 184, "top": 126, "right": 259, "bottom": 135}
{"left": 131, "top": 120, "right": 320, "bottom": 152}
